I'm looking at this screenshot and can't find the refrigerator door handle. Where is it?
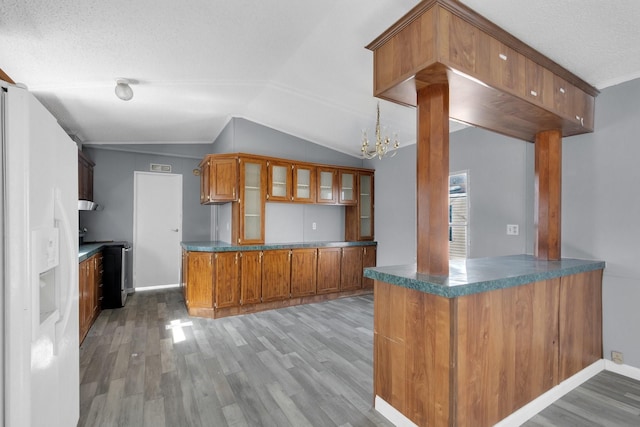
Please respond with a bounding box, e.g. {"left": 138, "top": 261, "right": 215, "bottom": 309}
{"left": 53, "top": 187, "right": 77, "bottom": 354}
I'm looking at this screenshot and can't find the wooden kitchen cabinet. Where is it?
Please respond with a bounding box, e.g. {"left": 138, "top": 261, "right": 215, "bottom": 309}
{"left": 362, "top": 245, "right": 377, "bottom": 289}
{"left": 340, "top": 247, "right": 363, "bottom": 291}
{"left": 317, "top": 247, "right": 341, "bottom": 294}
{"left": 214, "top": 252, "right": 239, "bottom": 308}
{"left": 345, "top": 171, "right": 375, "bottom": 241}
{"left": 292, "top": 164, "right": 316, "bottom": 203}
{"left": 79, "top": 252, "right": 102, "bottom": 344}
{"left": 316, "top": 167, "right": 337, "bottom": 204}
{"left": 184, "top": 251, "right": 213, "bottom": 310}
{"left": 200, "top": 155, "right": 238, "bottom": 204}
{"left": 240, "top": 251, "right": 262, "bottom": 305}
{"left": 338, "top": 170, "right": 357, "bottom": 205}
{"left": 261, "top": 250, "right": 291, "bottom": 302}
{"left": 232, "top": 157, "right": 267, "bottom": 244}
{"left": 267, "top": 160, "right": 292, "bottom": 202}
{"left": 291, "top": 248, "right": 317, "bottom": 297}
{"left": 78, "top": 149, "right": 94, "bottom": 201}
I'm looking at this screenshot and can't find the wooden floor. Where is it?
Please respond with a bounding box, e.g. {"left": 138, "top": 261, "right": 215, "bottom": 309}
{"left": 80, "top": 287, "right": 640, "bottom": 427}
{"left": 523, "top": 370, "right": 640, "bottom": 427}
{"left": 78, "top": 288, "right": 392, "bottom": 427}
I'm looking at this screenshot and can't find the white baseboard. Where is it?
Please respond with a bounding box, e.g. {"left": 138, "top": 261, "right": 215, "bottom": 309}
{"left": 494, "top": 359, "right": 605, "bottom": 426}
{"left": 134, "top": 283, "right": 180, "bottom": 292}
{"left": 374, "top": 396, "right": 418, "bottom": 427}
{"left": 376, "top": 360, "right": 640, "bottom": 427}
{"left": 604, "top": 359, "right": 640, "bottom": 381}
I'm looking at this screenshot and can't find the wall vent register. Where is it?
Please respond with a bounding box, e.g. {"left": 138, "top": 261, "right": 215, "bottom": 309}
{"left": 150, "top": 163, "right": 171, "bottom": 173}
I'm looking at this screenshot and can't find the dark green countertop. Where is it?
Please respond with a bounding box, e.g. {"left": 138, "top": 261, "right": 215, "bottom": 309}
{"left": 181, "top": 240, "right": 376, "bottom": 252}
{"left": 364, "top": 254, "right": 605, "bottom": 298}
{"left": 78, "top": 243, "right": 105, "bottom": 262}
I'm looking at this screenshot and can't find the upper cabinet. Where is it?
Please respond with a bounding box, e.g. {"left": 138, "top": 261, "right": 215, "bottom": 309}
{"left": 345, "top": 170, "right": 375, "bottom": 241}
{"left": 78, "top": 149, "right": 94, "bottom": 201}
{"left": 267, "top": 160, "right": 292, "bottom": 202}
{"left": 338, "top": 170, "right": 357, "bottom": 205}
{"left": 366, "top": 0, "right": 598, "bottom": 142}
{"left": 232, "top": 156, "right": 267, "bottom": 245}
{"left": 292, "top": 164, "right": 316, "bottom": 203}
{"left": 316, "top": 167, "right": 337, "bottom": 204}
{"left": 200, "top": 155, "right": 238, "bottom": 204}
{"left": 200, "top": 153, "right": 375, "bottom": 244}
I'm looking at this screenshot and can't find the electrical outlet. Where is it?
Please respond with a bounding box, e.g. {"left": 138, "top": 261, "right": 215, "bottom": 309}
{"left": 506, "top": 224, "right": 519, "bottom": 235}
{"left": 312, "top": 222, "right": 317, "bottom": 230}
{"left": 611, "top": 351, "right": 624, "bottom": 364}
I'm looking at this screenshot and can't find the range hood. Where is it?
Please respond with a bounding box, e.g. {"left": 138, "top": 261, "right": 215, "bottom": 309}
{"left": 78, "top": 199, "right": 102, "bottom": 211}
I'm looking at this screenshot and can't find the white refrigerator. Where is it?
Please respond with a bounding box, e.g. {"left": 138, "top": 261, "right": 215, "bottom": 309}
{"left": 2, "top": 83, "right": 80, "bottom": 426}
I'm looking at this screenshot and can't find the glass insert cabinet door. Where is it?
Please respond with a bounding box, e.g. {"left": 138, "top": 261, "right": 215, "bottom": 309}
{"left": 241, "top": 160, "right": 265, "bottom": 242}
{"left": 339, "top": 171, "right": 357, "bottom": 205}
{"left": 293, "top": 165, "right": 316, "bottom": 202}
{"left": 268, "top": 161, "right": 291, "bottom": 201}
{"left": 359, "top": 173, "right": 373, "bottom": 238}
{"left": 317, "top": 168, "right": 337, "bottom": 204}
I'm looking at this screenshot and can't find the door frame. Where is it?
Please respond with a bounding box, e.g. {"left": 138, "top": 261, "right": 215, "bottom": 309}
{"left": 132, "top": 171, "right": 183, "bottom": 289}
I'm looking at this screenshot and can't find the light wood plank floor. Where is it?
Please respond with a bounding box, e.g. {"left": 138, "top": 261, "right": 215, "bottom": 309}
{"left": 79, "top": 288, "right": 393, "bottom": 427}
{"left": 80, "top": 288, "right": 640, "bottom": 427}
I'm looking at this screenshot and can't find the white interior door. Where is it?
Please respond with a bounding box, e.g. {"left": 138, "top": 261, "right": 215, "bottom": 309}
{"left": 133, "top": 172, "right": 182, "bottom": 288}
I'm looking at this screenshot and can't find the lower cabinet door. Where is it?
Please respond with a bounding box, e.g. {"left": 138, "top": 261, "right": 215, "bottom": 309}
{"left": 215, "top": 252, "right": 239, "bottom": 308}
{"left": 186, "top": 251, "right": 213, "bottom": 308}
{"left": 262, "top": 250, "right": 291, "bottom": 302}
{"left": 291, "top": 249, "right": 317, "bottom": 297}
{"left": 317, "top": 248, "right": 341, "bottom": 294}
{"left": 240, "top": 251, "right": 262, "bottom": 305}
{"left": 340, "top": 247, "right": 363, "bottom": 291}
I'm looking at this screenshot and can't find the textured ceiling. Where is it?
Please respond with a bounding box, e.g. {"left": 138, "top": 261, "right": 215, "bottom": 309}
{"left": 2, "top": 0, "right": 639, "bottom": 157}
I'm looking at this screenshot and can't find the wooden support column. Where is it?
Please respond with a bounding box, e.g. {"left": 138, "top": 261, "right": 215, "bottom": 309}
{"left": 535, "top": 129, "right": 562, "bottom": 260}
{"left": 416, "top": 84, "right": 450, "bottom": 275}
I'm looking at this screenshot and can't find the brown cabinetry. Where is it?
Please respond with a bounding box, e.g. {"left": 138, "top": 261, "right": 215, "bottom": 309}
{"left": 317, "top": 247, "right": 341, "bottom": 294}
{"left": 262, "top": 250, "right": 291, "bottom": 302}
{"left": 292, "top": 164, "right": 316, "bottom": 203}
{"left": 182, "top": 243, "right": 376, "bottom": 319}
{"left": 184, "top": 251, "right": 213, "bottom": 310}
{"left": 267, "top": 160, "right": 292, "bottom": 202}
{"left": 291, "top": 248, "right": 317, "bottom": 297}
{"left": 367, "top": 0, "right": 598, "bottom": 141}
{"left": 316, "top": 167, "right": 338, "bottom": 204}
{"left": 362, "top": 245, "right": 377, "bottom": 289}
{"left": 345, "top": 171, "right": 375, "bottom": 241}
{"left": 79, "top": 252, "right": 102, "bottom": 344}
{"left": 338, "top": 170, "right": 357, "bottom": 205}
{"left": 340, "top": 247, "right": 363, "bottom": 291}
{"left": 78, "top": 149, "right": 94, "bottom": 201}
{"left": 214, "top": 252, "right": 239, "bottom": 308}
{"left": 240, "top": 251, "right": 262, "bottom": 305}
{"left": 200, "top": 155, "right": 238, "bottom": 204}
{"left": 232, "top": 157, "right": 267, "bottom": 245}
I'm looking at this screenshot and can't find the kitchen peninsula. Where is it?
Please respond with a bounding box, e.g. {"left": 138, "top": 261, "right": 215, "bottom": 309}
{"left": 365, "top": 0, "right": 603, "bottom": 426}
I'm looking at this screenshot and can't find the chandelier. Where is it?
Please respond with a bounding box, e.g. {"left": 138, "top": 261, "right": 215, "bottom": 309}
{"left": 361, "top": 102, "right": 400, "bottom": 159}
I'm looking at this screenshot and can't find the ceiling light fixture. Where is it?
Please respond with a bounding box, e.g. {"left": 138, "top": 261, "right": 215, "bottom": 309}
{"left": 114, "top": 78, "right": 133, "bottom": 101}
{"left": 361, "top": 102, "right": 399, "bottom": 160}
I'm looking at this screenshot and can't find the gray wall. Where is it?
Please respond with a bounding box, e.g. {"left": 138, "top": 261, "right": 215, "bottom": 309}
{"left": 79, "top": 145, "right": 213, "bottom": 288}
{"left": 373, "top": 77, "right": 640, "bottom": 370}
{"left": 562, "top": 78, "right": 640, "bottom": 369}
{"left": 373, "top": 127, "right": 534, "bottom": 267}
{"left": 212, "top": 118, "right": 361, "bottom": 244}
